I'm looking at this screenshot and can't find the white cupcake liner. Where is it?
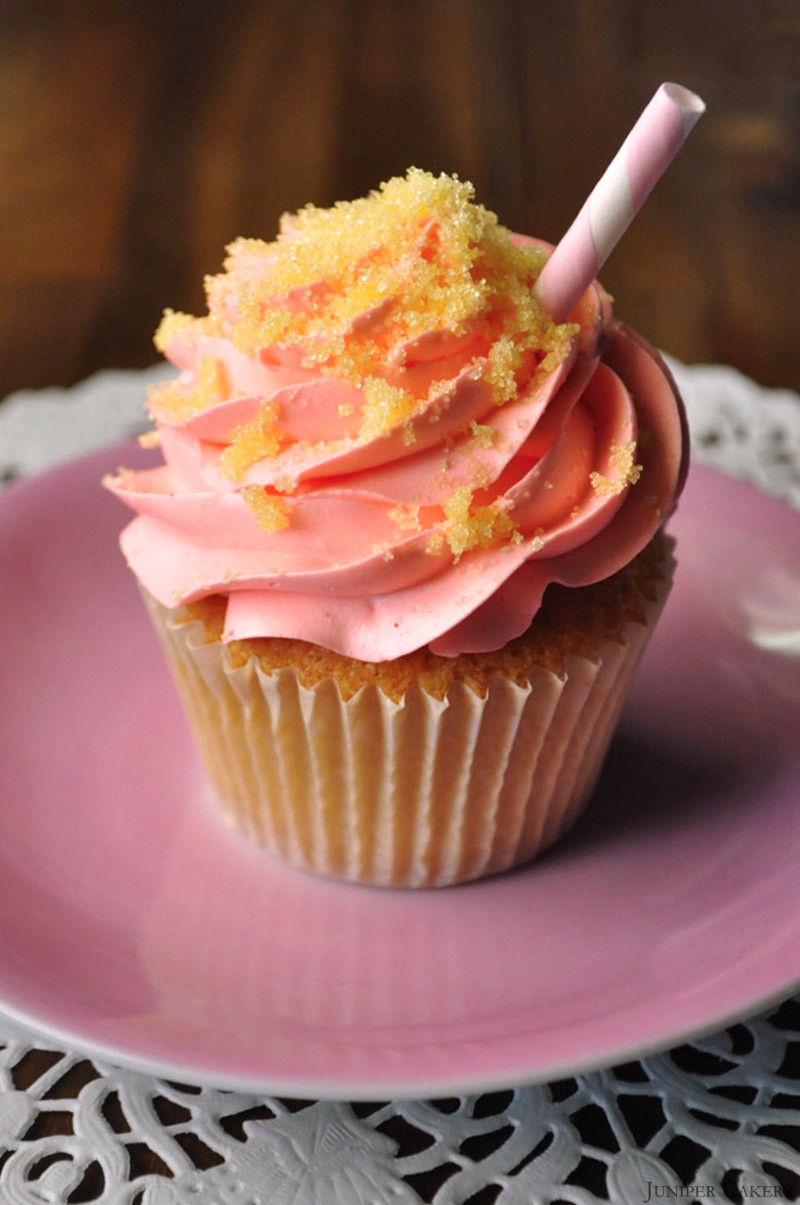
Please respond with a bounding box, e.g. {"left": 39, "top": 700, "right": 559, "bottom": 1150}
{"left": 142, "top": 548, "right": 674, "bottom": 888}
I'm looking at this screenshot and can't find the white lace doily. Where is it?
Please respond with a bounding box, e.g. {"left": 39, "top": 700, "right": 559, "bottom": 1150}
{"left": 0, "top": 362, "right": 799, "bottom": 1205}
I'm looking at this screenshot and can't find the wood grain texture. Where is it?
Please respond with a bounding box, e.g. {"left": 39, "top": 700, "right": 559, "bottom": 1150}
{"left": 0, "top": 0, "right": 798, "bottom": 402}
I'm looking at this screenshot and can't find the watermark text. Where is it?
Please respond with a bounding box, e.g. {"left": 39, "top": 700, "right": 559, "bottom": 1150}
{"left": 644, "top": 1184, "right": 787, "bottom": 1201}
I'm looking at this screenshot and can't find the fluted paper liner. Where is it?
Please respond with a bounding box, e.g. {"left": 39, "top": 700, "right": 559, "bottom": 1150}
{"left": 142, "top": 555, "right": 673, "bottom": 887}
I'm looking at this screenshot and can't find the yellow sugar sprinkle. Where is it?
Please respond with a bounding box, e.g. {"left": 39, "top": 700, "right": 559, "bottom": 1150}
{"left": 389, "top": 503, "right": 422, "bottom": 532}
{"left": 461, "top": 458, "right": 492, "bottom": 493}
{"left": 102, "top": 468, "right": 132, "bottom": 490}
{"left": 220, "top": 402, "right": 283, "bottom": 481}
{"left": 152, "top": 308, "right": 219, "bottom": 359}
{"left": 590, "top": 441, "right": 643, "bottom": 496}
{"left": 429, "top": 485, "right": 518, "bottom": 558}
{"left": 148, "top": 356, "right": 229, "bottom": 421}
{"left": 153, "top": 309, "right": 207, "bottom": 354}
{"left": 241, "top": 486, "right": 290, "bottom": 532}
{"left": 469, "top": 420, "right": 496, "bottom": 448}
{"left": 484, "top": 334, "right": 521, "bottom": 404}
{"left": 360, "top": 378, "right": 417, "bottom": 442}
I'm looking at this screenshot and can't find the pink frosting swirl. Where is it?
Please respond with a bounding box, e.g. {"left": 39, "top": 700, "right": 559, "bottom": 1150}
{"left": 107, "top": 171, "right": 687, "bottom": 661}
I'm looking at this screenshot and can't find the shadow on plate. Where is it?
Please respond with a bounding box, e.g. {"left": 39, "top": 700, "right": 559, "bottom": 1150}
{"left": 570, "top": 727, "right": 765, "bottom": 854}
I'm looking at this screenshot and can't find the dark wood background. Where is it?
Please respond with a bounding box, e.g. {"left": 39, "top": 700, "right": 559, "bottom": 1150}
{"left": 1, "top": 0, "right": 799, "bottom": 405}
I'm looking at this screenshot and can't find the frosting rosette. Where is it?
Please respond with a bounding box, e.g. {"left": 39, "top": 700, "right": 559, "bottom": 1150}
{"left": 107, "top": 168, "right": 688, "bottom": 661}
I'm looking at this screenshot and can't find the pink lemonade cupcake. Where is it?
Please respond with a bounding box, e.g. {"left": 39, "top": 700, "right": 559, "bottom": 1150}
{"left": 106, "top": 169, "right": 688, "bottom": 887}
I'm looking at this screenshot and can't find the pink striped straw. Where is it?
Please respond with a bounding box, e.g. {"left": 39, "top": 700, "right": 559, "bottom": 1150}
{"left": 534, "top": 82, "right": 706, "bottom": 322}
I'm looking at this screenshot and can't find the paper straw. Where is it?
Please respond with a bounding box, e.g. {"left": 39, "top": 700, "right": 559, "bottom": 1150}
{"left": 534, "top": 82, "right": 706, "bottom": 322}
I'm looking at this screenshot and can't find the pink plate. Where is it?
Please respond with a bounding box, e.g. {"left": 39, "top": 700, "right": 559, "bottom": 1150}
{"left": 1, "top": 445, "right": 799, "bottom": 1099}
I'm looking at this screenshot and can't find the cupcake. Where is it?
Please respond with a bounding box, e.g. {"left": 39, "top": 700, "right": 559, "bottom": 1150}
{"left": 106, "top": 169, "right": 688, "bottom": 888}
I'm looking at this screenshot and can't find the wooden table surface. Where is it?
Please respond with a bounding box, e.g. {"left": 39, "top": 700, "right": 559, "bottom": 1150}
{"left": 0, "top": 0, "right": 799, "bottom": 407}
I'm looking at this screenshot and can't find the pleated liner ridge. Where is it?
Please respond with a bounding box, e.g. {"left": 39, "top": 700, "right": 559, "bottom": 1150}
{"left": 142, "top": 561, "right": 672, "bottom": 888}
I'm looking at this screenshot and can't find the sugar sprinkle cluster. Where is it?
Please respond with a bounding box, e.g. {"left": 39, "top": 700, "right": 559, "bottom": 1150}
{"left": 146, "top": 169, "right": 596, "bottom": 553}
